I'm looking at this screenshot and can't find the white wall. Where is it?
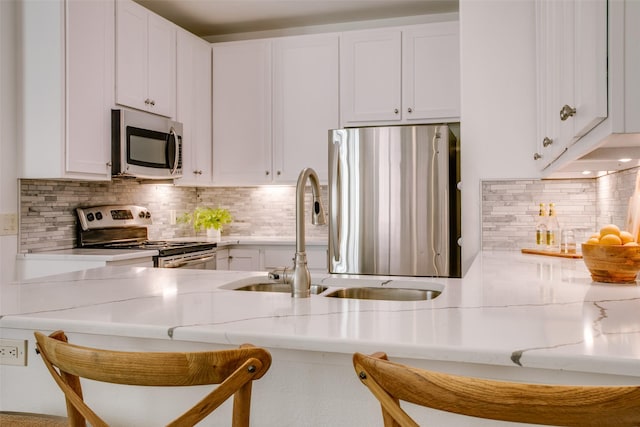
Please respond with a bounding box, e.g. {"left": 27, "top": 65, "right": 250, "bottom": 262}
{"left": 0, "top": 0, "right": 19, "bottom": 284}
{"left": 459, "top": 0, "right": 540, "bottom": 272}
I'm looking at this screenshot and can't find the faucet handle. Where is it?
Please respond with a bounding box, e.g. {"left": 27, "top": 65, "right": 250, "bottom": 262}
{"left": 268, "top": 267, "right": 291, "bottom": 282}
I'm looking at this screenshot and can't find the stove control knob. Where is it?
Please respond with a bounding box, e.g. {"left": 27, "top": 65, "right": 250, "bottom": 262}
{"left": 87, "top": 213, "right": 95, "bottom": 222}
{"left": 145, "top": 212, "right": 151, "bottom": 219}
{"left": 95, "top": 212, "right": 103, "bottom": 220}
{"left": 138, "top": 211, "right": 146, "bottom": 219}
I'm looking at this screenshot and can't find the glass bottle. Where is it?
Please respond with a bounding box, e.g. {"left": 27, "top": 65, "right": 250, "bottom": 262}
{"left": 536, "top": 203, "right": 547, "bottom": 246}
{"left": 546, "top": 203, "right": 560, "bottom": 251}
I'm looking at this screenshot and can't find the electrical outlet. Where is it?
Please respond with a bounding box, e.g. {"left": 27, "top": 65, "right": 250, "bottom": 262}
{"left": 0, "top": 339, "right": 27, "bottom": 366}
{"left": 0, "top": 212, "right": 18, "bottom": 236}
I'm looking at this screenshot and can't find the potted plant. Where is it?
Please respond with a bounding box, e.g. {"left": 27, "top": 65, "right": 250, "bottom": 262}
{"left": 178, "top": 207, "right": 232, "bottom": 241}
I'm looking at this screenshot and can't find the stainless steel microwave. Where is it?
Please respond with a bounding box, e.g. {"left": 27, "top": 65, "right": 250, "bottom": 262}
{"left": 111, "top": 109, "right": 183, "bottom": 179}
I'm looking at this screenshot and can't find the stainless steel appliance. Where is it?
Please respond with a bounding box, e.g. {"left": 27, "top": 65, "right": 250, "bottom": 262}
{"left": 111, "top": 109, "right": 183, "bottom": 179}
{"left": 76, "top": 205, "right": 216, "bottom": 269}
{"left": 329, "top": 124, "right": 461, "bottom": 277}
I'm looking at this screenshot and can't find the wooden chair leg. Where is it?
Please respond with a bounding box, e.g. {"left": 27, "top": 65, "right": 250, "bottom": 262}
{"left": 232, "top": 382, "right": 253, "bottom": 427}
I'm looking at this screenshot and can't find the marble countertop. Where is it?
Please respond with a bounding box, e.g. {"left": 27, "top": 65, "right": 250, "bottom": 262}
{"left": 2, "top": 251, "right": 640, "bottom": 378}
{"left": 15, "top": 248, "right": 159, "bottom": 261}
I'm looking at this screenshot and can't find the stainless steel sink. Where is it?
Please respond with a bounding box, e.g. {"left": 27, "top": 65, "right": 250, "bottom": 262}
{"left": 324, "top": 287, "right": 441, "bottom": 301}
{"left": 234, "top": 282, "right": 328, "bottom": 295}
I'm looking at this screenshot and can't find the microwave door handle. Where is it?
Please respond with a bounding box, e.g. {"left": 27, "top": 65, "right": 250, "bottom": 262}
{"left": 169, "top": 127, "right": 179, "bottom": 175}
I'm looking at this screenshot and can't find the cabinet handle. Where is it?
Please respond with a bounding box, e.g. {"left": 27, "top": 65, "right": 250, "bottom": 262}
{"left": 144, "top": 98, "right": 150, "bottom": 105}
{"left": 533, "top": 153, "right": 542, "bottom": 160}
{"left": 277, "top": 171, "right": 281, "bottom": 176}
{"left": 150, "top": 100, "right": 155, "bottom": 106}
{"left": 542, "top": 137, "right": 553, "bottom": 147}
{"left": 559, "top": 104, "right": 576, "bottom": 121}
{"left": 394, "top": 108, "right": 399, "bottom": 114}
{"left": 407, "top": 108, "right": 413, "bottom": 113}
{"left": 265, "top": 171, "right": 270, "bottom": 176}
{"left": 106, "top": 161, "right": 112, "bottom": 167}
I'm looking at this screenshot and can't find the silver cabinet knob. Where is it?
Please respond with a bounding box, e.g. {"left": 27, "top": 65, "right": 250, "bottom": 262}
{"left": 394, "top": 108, "right": 399, "bottom": 114}
{"left": 407, "top": 107, "right": 413, "bottom": 113}
{"left": 542, "top": 137, "right": 553, "bottom": 147}
{"left": 533, "top": 153, "right": 542, "bottom": 160}
{"left": 559, "top": 104, "right": 576, "bottom": 121}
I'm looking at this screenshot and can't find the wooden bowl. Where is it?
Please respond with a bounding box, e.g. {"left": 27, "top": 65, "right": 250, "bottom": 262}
{"left": 581, "top": 243, "right": 640, "bottom": 284}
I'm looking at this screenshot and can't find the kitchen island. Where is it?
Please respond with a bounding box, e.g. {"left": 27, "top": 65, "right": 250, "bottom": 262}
{"left": 2, "top": 251, "right": 639, "bottom": 426}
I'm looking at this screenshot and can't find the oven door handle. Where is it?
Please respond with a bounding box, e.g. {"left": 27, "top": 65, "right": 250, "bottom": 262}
{"left": 163, "top": 255, "right": 216, "bottom": 269}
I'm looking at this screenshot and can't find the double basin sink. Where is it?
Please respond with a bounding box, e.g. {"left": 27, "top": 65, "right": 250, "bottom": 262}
{"left": 222, "top": 276, "right": 444, "bottom": 302}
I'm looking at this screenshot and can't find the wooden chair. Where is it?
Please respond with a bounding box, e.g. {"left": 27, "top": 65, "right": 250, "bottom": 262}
{"left": 34, "top": 330, "right": 272, "bottom": 427}
{"left": 353, "top": 352, "right": 640, "bottom": 427}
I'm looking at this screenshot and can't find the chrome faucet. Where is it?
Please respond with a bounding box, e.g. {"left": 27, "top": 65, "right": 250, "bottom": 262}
{"left": 284, "top": 167, "right": 326, "bottom": 298}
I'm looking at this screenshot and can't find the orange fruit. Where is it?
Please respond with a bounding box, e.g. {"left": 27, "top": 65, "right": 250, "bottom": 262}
{"left": 600, "top": 234, "right": 622, "bottom": 245}
{"left": 620, "top": 230, "right": 635, "bottom": 244}
{"left": 600, "top": 224, "right": 621, "bottom": 238}
{"left": 624, "top": 241, "right": 639, "bottom": 247}
{"left": 586, "top": 237, "right": 600, "bottom": 244}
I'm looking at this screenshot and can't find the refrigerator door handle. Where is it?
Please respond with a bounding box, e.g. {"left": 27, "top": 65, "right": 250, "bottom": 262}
{"left": 331, "top": 141, "right": 341, "bottom": 263}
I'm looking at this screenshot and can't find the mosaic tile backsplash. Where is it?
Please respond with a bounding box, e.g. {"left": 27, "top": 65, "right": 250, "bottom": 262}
{"left": 20, "top": 179, "right": 328, "bottom": 253}
{"left": 19, "top": 166, "right": 639, "bottom": 253}
{"left": 482, "top": 167, "right": 640, "bottom": 250}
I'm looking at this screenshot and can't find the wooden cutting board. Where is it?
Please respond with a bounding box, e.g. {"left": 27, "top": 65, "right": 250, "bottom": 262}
{"left": 521, "top": 248, "right": 583, "bottom": 259}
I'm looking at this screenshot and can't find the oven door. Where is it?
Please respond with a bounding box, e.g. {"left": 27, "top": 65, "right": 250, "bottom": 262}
{"left": 156, "top": 249, "right": 217, "bottom": 269}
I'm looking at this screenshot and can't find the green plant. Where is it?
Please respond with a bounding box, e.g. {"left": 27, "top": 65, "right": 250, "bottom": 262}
{"left": 177, "top": 207, "right": 232, "bottom": 232}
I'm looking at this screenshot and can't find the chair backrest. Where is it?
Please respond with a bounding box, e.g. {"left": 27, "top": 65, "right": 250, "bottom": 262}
{"left": 353, "top": 352, "right": 640, "bottom": 427}
{"left": 35, "top": 330, "right": 272, "bottom": 427}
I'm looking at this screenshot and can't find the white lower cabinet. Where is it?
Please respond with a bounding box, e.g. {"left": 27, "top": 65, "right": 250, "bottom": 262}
{"left": 216, "top": 244, "right": 328, "bottom": 273}
{"left": 20, "top": 0, "right": 113, "bottom": 180}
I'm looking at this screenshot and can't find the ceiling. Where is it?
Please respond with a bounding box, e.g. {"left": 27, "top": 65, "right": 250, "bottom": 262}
{"left": 134, "top": 0, "right": 459, "bottom": 38}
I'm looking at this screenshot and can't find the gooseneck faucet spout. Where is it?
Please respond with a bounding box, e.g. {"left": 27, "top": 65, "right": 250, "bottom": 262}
{"left": 291, "top": 167, "right": 326, "bottom": 298}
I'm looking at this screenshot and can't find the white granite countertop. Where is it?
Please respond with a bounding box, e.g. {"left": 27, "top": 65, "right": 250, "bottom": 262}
{"left": 2, "top": 251, "right": 640, "bottom": 378}
{"left": 15, "top": 248, "right": 159, "bottom": 261}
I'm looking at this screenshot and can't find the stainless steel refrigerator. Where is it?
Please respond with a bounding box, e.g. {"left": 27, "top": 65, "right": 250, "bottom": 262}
{"left": 329, "top": 125, "right": 461, "bottom": 277}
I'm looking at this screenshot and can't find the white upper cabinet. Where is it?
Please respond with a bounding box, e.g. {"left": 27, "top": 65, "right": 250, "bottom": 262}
{"left": 534, "top": 0, "right": 607, "bottom": 169}
{"left": 20, "top": 0, "right": 113, "bottom": 180}
{"left": 212, "top": 40, "right": 272, "bottom": 185}
{"left": 403, "top": 23, "right": 460, "bottom": 122}
{"left": 340, "top": 29, "right": 401, "bottom": 123}
{"left": 340, "top": 21, "right": 460, "bottom": 126}
{"left": 532, "top": 0, "right": 640, "bottom": 177}
{"left": 176, "top": 29, "right": 212, "bottom": 185}
{"left": 272, "top": 34, "right": 339, "bottom": 183}
{"left": 212, "top": 34, "right": 339, "bottom": 185}
{"left": 116, "top": 0, "right": 176, "bottom": 118}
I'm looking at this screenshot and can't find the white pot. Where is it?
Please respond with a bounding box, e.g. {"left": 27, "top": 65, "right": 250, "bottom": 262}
{"left": 206, "top": 228, "right": 221, "bottom": 242}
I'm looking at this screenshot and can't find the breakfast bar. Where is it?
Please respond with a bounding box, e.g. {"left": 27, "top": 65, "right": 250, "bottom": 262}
{"left": 2, "top": 251, "right": 640, "bottom": 426}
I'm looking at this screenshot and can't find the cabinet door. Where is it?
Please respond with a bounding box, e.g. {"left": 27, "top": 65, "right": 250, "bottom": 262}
{"left": 572, "top": 0, "right": 607, "bottom": 139}
{"left": 176, "top": 30, "right": 212, "bottom": 185}
{"left": 273, "top": 34, "right": 339, "bottom": 183}
{"left": 340, "top": 29, "right": 401, "bottom": 124}
{"left": 115, "top": 0, "right": 148, "bottom": 112}
{"left": 403, "top": 22, "right": 460, "bottom": 121}
{"left": 212, "top": 40, "right": 272, "bottom": 185}
{"left": 535, "top": 0, "right": 566, "bottom": 166}
{"left": 228, "top": 248, "right": 260, "bottom": 271}
{"left": 147, "top": 13, "right": 176, "bottom": 118}
{"left": 66, "top": 0, "right": 113, "bottom": 178}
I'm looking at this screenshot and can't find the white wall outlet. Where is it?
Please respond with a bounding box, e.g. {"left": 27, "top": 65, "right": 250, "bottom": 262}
{"left": 0, "top": 339, "right": 28, "bottom": 366}
{"left": 0, "top": 212, "right": 18, "bottom": 236}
